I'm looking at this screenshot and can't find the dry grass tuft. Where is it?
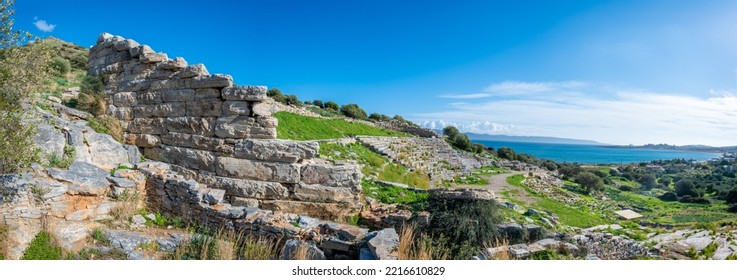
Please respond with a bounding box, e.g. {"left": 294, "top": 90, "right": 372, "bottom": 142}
{"left": 110, "top": 190, "right": 141, "bottom": 222}
{"left": 397, "top": 223, "right": 447, "bottom": 260}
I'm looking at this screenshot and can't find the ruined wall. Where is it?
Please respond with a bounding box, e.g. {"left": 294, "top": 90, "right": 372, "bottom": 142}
{"left": 88, "top": 33, "right": 362, "bottom": 217}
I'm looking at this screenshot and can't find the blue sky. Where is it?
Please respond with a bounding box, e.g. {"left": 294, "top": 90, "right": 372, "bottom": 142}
{"left": 16, "top": 0, "right": 737, "bottom": 145}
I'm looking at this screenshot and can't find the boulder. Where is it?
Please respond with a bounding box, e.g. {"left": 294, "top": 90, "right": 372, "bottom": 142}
{"left": 34, "top": 124, "right": 66, "bottom": 160}
{"left": 367, "top": 228, "right": 399, "bottom": 260}
{"left": 221, "top": 86, "right": 267, "bottom": 101}
{"left": 300, "top": 164, "right": 362, "bottom": 190}
{"left": 203, "top": 189, "right": 226, "bottom": 205}
{"left": 281, "top": 239, "right": 326, "bottom": 260}
{"left": 47, "top": 161, "right": 111, "bottom": 196}
{"left": 233, "top": 139, "right": 318, "bottom": 163}
{"left": 215, "top": 156, "right": 300, "bottom": 183}
{"left": 84, "top": 131, "right": 131, "bottom": 170}
{"left": 213, "top": 176, "right": 290, "bottom": 199}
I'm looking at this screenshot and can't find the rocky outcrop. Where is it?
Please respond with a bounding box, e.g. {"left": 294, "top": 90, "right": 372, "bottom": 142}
{"left": 88, "top": 33, "right": 363, "bottom": 216}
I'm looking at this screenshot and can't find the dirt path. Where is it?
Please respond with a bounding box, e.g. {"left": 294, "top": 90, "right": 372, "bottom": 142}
{"left": 454, "top": 171, "right": 539, "bottom": 205}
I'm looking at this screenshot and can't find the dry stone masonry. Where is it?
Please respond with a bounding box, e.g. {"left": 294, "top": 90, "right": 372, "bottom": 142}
{"left": 88, "top": 33, "right": 363, "bottom": 218}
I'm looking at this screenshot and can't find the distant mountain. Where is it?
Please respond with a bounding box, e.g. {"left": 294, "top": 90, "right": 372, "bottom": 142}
{"left": 465, "top": 133, "right": 603, "bottom": 145}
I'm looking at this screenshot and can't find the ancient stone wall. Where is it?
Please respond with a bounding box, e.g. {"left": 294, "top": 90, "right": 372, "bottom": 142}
{"left": 88, "top": 33, "right": 362, "bottom": 217}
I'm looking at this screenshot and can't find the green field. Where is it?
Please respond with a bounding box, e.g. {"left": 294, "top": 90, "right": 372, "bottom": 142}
{"left": 274, "top": 112, "right": 408, "bottom": 140}
{"left": 320, "top": 142, "right": 430, "bottom": 189}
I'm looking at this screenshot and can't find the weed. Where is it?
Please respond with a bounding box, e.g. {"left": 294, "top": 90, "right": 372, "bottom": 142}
{"left": 21, "top": 231, "right": 62, "bottom": 260}
{"left": 110, "top": 190, "right": 141, "bottom": 222}
{"left": 109, "top": 164, "right": 132, "bottom": 176}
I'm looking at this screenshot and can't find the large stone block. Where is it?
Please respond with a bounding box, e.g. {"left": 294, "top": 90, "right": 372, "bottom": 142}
{"left": 221, "top": 86, "right": 267, "bottom": 101}
{"left": 157, "top": 57, "right": 188, "bottom": 71}
{"left": 161, "top": 132, "right": 232, "bottom": 154}
{"left": 214, "top": 116, "right": 255, "bottom": 138}
{"left": 149, "top": 79, "right": 185, "bottom": 90}
{"left": 124, "top": 133, "right": 160, "bottom": 148}
{"left": 215, "top": 157, "right": 300, "bottom": 183}
{"left": 137, "top": 91, "right": 163, "bottom": 104}
{"left": 222, "top": 101, "right": 251, "bottom": 116}
{"left": 112, "top": 92, "right": 137, "bottom": 106}
{"left": 127, "top": 118, "right": 166, "bottom": 134}
{"left": 114, "top": 39, "right": 140, "bottom": 51}
{"left": 162, "top": 89, "right": 195, "bottom": 102}
{"left": 256, "top": 116, "right": 278, "bottom": 128}
{"left": 118, "top": 79, "right": 150, "bottom": 92}
{"left": 187, "top": 100, "right": 223, "bottom": 117}
{"left": 195, "top": 88, "right": 220, "bottom": 99}
{"left": 164, "top": 117, "right": 216, "bottom": 136}
{"left": 177, "top": 64, "right": 209, "bottom": 78}
{"left": 368, "top": 228, "right": 399, "bottom": 260}
{"left": 109, "top": 106, "right": 133, "bottom": 120}
{"left": 163, "top": 146, "right": 215, "bottom": 172}
{"left": 133, "top": 103, "right": 186, "bottom": 118}
{"left": 233, "top": 139, "right": 318, "bottom": 163}
{"left": 188, "top": 74, "right": 232, "bottom": 89}
{"left": 252, "top": 102, "right": 278, "bottom": 117}
{"left": 140, "top": 51, "right": 168, "bottom": 64}
{"left": 300, "top": 164, "right": 362, "bottom": 190}
{"left": 213, "top": 176, "right": 290, "bottom": 199}
{"left": 291, "top": 183, "right": 358, "bottom": 203}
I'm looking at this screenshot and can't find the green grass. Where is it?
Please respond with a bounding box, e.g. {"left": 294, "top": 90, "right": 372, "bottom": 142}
{"left": 274, "top": 111, "right": 408, "bottom": 140}
{"left": 21, "top": 231, "right": 62, "bottom": 260}
{"left": 506, "top": 174, "right": 607, "bottom": 228}
{"left": 109, "top": 164, "right": 132, "bottom": 176}
{"left": 320, "top": 142, "right": 430, "bottom": 188}
{"left": 362, "top": 179, "right": 429, "bottom": 206}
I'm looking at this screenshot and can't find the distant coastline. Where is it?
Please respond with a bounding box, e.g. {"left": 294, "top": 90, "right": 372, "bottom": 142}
{"left": 601, "top": 144, "right": 737, "bottom": 154}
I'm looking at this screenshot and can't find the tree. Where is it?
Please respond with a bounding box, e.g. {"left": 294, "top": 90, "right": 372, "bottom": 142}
{"left": 497, "top": 147, "right": 516, "bottom": 161}
{"left": 638, "top": 174, "right": 657, "bottom": 190}
{"left": 451, "top": 133, "right": 472, "bottom": 151}
{"left": 575, "top": 172, "right": 604, "bottom": 194}
{"left": 312, "top": 99, "right": 323, "bottom": 108}
{"left": 324, "top": 101, "right": 339, "bottom": 111}
{"left": 339, "top": 103, "right": 368, "bottom": 120}
{"left": 659, "top": 177, "right": 672, "bottom": 188}
{"left": 285, "top": 94, "right": 302, "bottom": 106}
{"left": 266, "top": 88, "right": 287, "bottom": 104}
{"left": 0, "top": 0, "right": 51, "bottom": 173}
{"left": 369, "top": 113, "right": 390, "bottom": 122}
{"left": 442, "top": 126, "right": 460, "bottom": 138}
{"left": 674, "top": 179, "right": 697, "bottom": 197}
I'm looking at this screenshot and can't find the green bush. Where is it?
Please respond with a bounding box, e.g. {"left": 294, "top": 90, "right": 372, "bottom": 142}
{"left": 70, "top": 53, "right": 88, "bottom": 70}
{"left": 426, "top": 194, "right": 501, "bottom": 258}
{"left": 21, "top": 231, "right": 62, "bottom": 260}
{"left": 49, "top": 56, "right": 71, "bottom": 76}
{"left": 324, "top": 101, "right": 339, "bottom": 111}
{"left": 340, "top": 103, "right": 368, "bottom": 120}
{"left": 77, "top": 75, "right": 106, "bottom": 116}
{"left": 312, "top": 99, "right": 323, "bottom": 108}
{"left": 575, "top": 171, "right": 604, "bottom": 194}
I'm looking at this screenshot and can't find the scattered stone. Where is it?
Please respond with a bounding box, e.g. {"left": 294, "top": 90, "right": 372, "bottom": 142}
{"left": 367, "top": 228, "right": 399, "bottom": 260}
{"left": 281, "top": 239, "right": 326, "bottom": 260}
{"left": 131, "top": 215, "right": 146, "bottom": 225}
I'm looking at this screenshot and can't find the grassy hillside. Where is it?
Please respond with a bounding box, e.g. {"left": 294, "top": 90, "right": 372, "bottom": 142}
{"left": 320, "top": 142, "right": 430, "bottom": 189}
{"left": 274, "top": 111, "right": 408, "bottom": 140}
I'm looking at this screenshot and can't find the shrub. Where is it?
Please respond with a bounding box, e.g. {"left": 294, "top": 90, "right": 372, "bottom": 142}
{"left": 340, "top": 103, "right": 368, "bottom": 120}
{"left": 678, "top": 195, "right": 710, "bottom": 204}
{"left": 728, "top": 204, "right": 737, "bottom": 213}
{"left": 426, "top": 194, "right": 501, "bottom": 258}
{"left": 21, "top": 231, "right": 62, "bottom": 260}
{"left": 266, "top": 88, "right": 287, "bottom": 104}
{"left": 88, "top": 116, "right": 123, "bottom": 142}
{"left": 658, "top": 192, "right": 678, "bottom": 202}
{"left": 497, "top": 147, "right": 516, "bottom": 160}
{"left": 575, "top": 172, "right": 604, "bottom": 194}
{"left": 675, "top": 179, "right": 698, "bottom": 197}
{"left": 638, "top": 174, "right": 657, "bottom": 190}
{"left": 285, "top": 94, "right": 302, "bottom": 106}
{"left": 324, "top": 101, "right": 339, "bottom": 111}
{"left": 312, "top": 99, "right": 323, "bottom": 108}
{"left": 77, "top": 75, "right": 106, "bottom": 116}
{"left": 49, "top": 56, "right": 71, "bottom": 76}
{"left": 70, "top": 53, "right": 88, "bottom": 70}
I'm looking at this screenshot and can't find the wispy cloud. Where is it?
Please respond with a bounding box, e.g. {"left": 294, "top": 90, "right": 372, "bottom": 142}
{"left": 439, "top": 80, "right": 587, "bottom": 99}
{"left": 33, "top": 17, "right": 56, "bottom": 32}
{"left": 418, "top": 82, "right": 737, "bottom": 146}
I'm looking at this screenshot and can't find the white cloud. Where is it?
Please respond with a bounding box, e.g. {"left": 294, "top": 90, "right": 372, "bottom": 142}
{"left": 416, "top": 82, "right": 737, "bottom": 146}
{"left": 34, "top": 19, "right": 56, "bottom": 32}
{"left": 439, "top": 80, "right": 587, "bottom": 99}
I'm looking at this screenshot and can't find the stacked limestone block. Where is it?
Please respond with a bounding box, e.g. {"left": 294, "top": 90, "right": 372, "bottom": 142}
{"left": 88, "top": 33, "right": 362, "bottom": 218}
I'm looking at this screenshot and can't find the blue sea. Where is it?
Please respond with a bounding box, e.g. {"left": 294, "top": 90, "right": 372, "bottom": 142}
{"left": 474, "top": 140, "right": 722, "bottom": 164}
